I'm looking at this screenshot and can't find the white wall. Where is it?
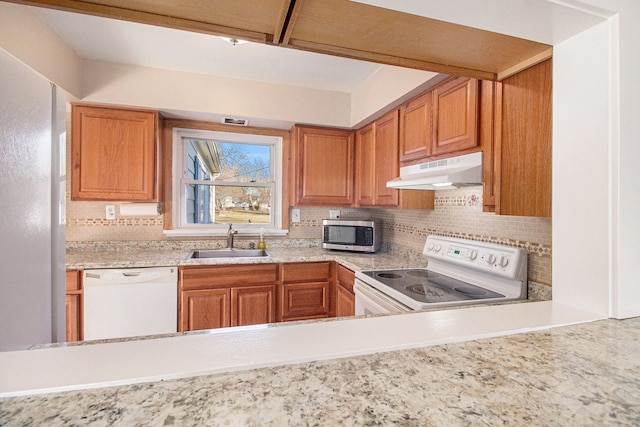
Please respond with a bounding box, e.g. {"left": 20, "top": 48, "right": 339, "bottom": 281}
{"left": 81, "top": 60, "right": 353, "bottom": 129}
{"left": 552, "top": 21, "right": 612, "bottom": 316}
{"left": 0, "top": 2, "right": 82, "bottom": 98}
{"left": 553, "top": 2, "right": 640, "bottom": 319}
{"left": 350, "top": 65, "right": 439, "bottom": 127}
{"left": 614, "top": 1, "right": 640, "bottom": 318}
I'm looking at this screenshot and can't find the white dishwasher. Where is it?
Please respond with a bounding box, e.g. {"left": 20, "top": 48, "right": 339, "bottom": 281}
{"left": 83, "top": 267, "right": 178, "bottom": 341}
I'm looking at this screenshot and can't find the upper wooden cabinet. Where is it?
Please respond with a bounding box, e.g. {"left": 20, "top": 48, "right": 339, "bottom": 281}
{"left": 399, "top": 91, "right": 434, "bottom": 164}
{"left": 483, "top": 60, "right": 552, "bottom": 217}
{"left": 71, "top": 104, "right": 160, "bottom": 201}
{"left": 400, "top": 77, "right": 479, "bottom": 165}
{"left": 356, "top": 110, "right": 399, "bottom": 207}
{"left": 432, "top": 77, "right": 479, "bottom": 156}
{"left": 292, "top": 126, "right": 355, "bottom": 206}
{"left": 356, "top": 111, "right": 435, "bottom": 210}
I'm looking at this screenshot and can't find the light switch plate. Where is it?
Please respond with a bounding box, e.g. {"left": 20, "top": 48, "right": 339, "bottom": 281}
{"left": 330, "top": 210, "right": 340, "bottom": 219}
{"left": 106, "top": 205, "right": 116, "bottom": 220}
{"left": 291, "top": 208, "right": 301, "bottom": 223}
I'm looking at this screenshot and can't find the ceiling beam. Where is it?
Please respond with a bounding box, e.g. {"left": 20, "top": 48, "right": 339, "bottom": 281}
{"left": 273, "top": 0, "right": 305, "bottom": 45}
{"left": 287, "top": 39, "right": 497, "bottom": 81}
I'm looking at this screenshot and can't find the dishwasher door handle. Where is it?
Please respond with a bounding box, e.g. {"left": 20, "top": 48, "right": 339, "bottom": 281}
{"left": 122, "top": 271, "right": 142, "bottom": 277}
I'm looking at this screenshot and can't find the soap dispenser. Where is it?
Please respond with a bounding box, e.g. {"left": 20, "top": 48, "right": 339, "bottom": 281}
{"left": 258, "top": 228, "right": 267, "bottom": 250}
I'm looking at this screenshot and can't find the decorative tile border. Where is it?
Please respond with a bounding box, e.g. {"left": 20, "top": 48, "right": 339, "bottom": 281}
{"left": 383, "top": 223, "right": 551, "bottom": 257}
{"left": 290, "top": 220, "right": 321, "bottom": 228}
{"left": 434, "top": 190, "right": 484, "bottom": 208}
{"left": 67, "top": 218, "right": 164, "bottom": 227}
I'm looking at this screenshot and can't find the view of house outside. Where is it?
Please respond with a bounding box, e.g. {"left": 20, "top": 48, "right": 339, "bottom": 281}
{"left": 186, "top": 139, "right": 272, "bottom": 225}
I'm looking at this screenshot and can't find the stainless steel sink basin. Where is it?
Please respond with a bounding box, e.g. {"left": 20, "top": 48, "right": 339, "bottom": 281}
{"left": 188, "top": 249, "right": 270, "bottom": 259}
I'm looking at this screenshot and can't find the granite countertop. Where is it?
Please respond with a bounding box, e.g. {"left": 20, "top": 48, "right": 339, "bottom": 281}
{"left": 1, "top": 316, "right": 638, "bottom": 425}
{"left": 65, "top": 243, "right": 428, "bottom": 272}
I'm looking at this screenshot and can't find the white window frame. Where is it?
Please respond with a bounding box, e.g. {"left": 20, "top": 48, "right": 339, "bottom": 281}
{"left": 164, "top": 128, "right": 286, "bottom": 237}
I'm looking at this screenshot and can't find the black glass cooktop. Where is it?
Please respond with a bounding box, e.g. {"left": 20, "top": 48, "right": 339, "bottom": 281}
{"left": 362, "top": 269, "right": 504, "bottom": 303}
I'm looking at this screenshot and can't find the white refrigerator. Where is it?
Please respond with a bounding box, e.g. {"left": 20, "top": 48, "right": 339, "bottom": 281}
{"left": 0, "top": 48, "right": 66, "bottom": 351}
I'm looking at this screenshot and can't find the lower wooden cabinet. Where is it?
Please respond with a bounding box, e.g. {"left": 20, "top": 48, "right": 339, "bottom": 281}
{"left": 232, "top": 285, "right": 277, "bottom": 327}
{"left": 336, "top": 264, "right": 355, "bottom": 317}
{"left": 179, "top": 261, "right": 351, "bottom": 331}
{"left": 181, "top": 288, "right": 230, "bottom": 331}
{"left": 280, "top": 262, "right": 332, "bottom": 321}
{"left": 179, "top": 264, "right": 277, "bottom": 332}
{"left": 65, "top": 270, "right": 83, "bottom": 342}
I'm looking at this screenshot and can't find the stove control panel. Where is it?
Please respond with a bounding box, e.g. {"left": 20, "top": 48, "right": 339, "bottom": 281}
{"left": 423, "top": 235, "right": 527, "bottom": 280}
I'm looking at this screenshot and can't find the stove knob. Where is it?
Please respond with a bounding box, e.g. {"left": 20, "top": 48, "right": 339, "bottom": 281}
{"left": 427, "top": 242, "right": 435, "bottom": 251}
{"left": 434, "top": 244, "right": 442, "bottom": 253}
{"left": 468, "top": 250, "right": 478, "bottom": 260}
{"left": 498, "top": 255, "right": 509, "bottom": 267}
{"left": 485, "top": 253, "right": 496, "bottom": 265}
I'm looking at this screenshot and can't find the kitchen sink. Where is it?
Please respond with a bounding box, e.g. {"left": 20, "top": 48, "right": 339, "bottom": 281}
{"left": 188, "top": 249, "right": 270, "bottom": 259}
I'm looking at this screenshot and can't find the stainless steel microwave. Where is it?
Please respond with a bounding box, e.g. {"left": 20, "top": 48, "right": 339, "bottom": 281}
{"left": 322, "top": 219, "right": 381, "bottom": 253}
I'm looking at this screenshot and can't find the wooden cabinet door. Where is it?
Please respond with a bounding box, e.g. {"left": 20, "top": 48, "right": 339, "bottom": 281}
{"left": 336, "top": 284, "right": 355, "bottom": 317}
{"left": 71, "top": 104, "right": 158, "bottom": 201}
{"left": 399, "top": 91, "right": 433, "bottom": 164}
{"left": 181, "top": 288, "right": 230, "bottom": 331}
{"left": 294, "top": 126, "right": 355, "bottom": 206}
{"left": 355, "top": 122, "right": 376, "bottom": 206}
{"left": 232, "top": 285, "right": 276, "bottom": 327}
{"left": 281, "top": 282, "right": 330, "bottom": 320}
{"left": 479, "top": 79, "right": 498, "bottom": 213}
{"left": 356, "top": 110, "right": 400, "bottom": 207}
{"left": 373, "top": 110, "right": 400, "bottom": 206}
{"left": 336, "top": 264, "right": 355, "bottom": 317}
{"left": 65, "top": 270, "right": 83, "bottom": 341}
{"left": 495, "top": 59, "right": 552, "bottom": 217}
{"left": 65, "top": 294, "right": 82, "bottom": 342}
{"left": 432, "top": 77, "right": 479, "bottom": 156}
{"left": 281, "top": 262, "right": 332, "bottom": 320}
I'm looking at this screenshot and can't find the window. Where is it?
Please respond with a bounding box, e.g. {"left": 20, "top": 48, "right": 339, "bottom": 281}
{"left": 168, "top": 128, "right": 284, "bottom": 236}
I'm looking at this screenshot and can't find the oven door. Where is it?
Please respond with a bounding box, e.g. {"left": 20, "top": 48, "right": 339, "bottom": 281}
{"left": 354, "top": 279, "right": 411, "bottom": 315}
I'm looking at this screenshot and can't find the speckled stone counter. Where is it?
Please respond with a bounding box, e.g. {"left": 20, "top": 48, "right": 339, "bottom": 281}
{"left": 1, "top": 317, "right": 638, "bottom": 425}
{"left": 65, "top": 241, "right": 427, "bottom": 272}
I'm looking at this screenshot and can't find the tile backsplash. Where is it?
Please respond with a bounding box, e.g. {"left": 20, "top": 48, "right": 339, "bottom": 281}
{"left": 66, "top": 187, "right": 552, "bottom": 286}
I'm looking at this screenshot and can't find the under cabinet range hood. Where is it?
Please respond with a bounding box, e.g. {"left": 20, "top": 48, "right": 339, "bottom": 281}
{"left": 387, "top": 152, "right": 483, "bottom": 190}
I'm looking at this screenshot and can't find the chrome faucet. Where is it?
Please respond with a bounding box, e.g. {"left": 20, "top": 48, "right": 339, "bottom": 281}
{"left": 227, "top": 224, "right": 238, "bottom": 249}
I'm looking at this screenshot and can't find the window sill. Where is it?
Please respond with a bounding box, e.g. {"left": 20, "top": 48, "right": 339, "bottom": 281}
{"left": 163, "top": 228, "right": 289, "bottom": 238}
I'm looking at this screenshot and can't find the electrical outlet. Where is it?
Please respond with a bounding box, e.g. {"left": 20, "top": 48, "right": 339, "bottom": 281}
{"left": 291, "top": 208, "right": 301, "bottom": 223}
{"left": 106, "top": 205, "right": 116, "bottom": 220}
{"left": 330, "top": 209, "right": 340, "bottom": 219}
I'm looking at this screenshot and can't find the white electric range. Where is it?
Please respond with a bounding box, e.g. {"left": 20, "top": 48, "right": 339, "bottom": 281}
{"left": 354, "top": 235, "right": 528, "bottom": 315}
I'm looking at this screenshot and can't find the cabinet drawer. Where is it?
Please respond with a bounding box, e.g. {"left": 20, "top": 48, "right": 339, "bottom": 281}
{"left": 180, "top": 264, "right": 278, "bottom": 290}
{"left": 281, "top": 281, "right": 330, "bottom": 319}
{"left": 281, "top": 262, "right": 331, "bottom": 283}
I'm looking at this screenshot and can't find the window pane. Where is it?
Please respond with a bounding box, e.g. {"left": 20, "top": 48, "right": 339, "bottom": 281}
{"left": 186, "top": 139, "right": 271, "bottom": 183}
{"left": 185, "top": 184, "right": 271, "bottom": 225}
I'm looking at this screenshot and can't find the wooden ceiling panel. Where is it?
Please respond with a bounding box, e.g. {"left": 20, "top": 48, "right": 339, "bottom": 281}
{"left": 286, "top": 0, "right": 551, "bottom": 79}
{"left": 83, "top": 0, "right": 283, "bottom": 34}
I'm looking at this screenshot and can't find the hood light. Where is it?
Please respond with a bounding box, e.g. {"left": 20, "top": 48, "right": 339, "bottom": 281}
{"left": 432, "top": 182, "right": 453, "bottom": 187}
